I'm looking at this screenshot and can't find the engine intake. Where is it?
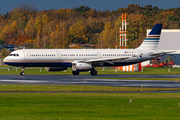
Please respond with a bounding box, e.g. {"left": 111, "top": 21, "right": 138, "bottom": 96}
{"left": 45, "top": 67, "right": 67, "bottom": 71}
{"left": 72, "top": 62, "right": 92, "bottom": 71}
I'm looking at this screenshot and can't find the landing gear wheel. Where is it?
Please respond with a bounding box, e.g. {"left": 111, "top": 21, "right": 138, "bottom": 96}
{"left": 20, "top": 67, "right": 25, "bottom": 76}
{"left": 90, "top": 70, "right": 98, "bottom": 75}
{"left": 72, "top": 71, "right": 79, "bottom": 75}
{"left": 20, "top": 72, "right": 25, "bottom": 76}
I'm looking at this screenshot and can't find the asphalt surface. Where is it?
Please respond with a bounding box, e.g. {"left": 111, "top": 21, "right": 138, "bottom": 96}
{"left": 0, "top": 75, "right": 180, "bottom": 88}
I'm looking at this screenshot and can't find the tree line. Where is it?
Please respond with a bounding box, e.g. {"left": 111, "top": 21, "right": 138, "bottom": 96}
{"left": 0, "top": 4, "right": 180, "bottom": 50}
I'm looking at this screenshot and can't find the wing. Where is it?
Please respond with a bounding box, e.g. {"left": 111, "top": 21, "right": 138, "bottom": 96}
{"left": 76, "top": 56, "right": 134, "bottom": 66}
{"left": 84, "top": 56, "right": 130, "bottom": 63}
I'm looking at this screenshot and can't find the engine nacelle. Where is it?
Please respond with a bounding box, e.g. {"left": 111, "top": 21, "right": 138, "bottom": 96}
{"left": 45, "top": 67, "right": 67, "bottom": 71}
{"left": 72, "top": 62, "right": 92, "bottom": 71}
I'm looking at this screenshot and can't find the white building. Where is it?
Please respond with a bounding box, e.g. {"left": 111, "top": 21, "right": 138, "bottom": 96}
{"left": 147, "top": 29, "right": 180, "bottom": 65}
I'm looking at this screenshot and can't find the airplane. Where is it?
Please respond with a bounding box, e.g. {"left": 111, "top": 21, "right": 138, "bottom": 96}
{"left": 3, "top": 23, "right": 172, "bottom": 76}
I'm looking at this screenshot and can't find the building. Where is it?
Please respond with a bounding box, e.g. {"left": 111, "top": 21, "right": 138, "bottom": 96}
{"left": 147, "top": 29, "right": 180, "bottom": 66}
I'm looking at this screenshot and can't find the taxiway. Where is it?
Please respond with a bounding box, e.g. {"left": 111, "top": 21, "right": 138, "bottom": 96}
{"left": 0, "top": 75, "right": 180, "bottom": 88}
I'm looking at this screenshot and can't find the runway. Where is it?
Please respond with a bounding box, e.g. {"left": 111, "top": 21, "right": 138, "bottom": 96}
{"left": 0, "top": 75, "right": 180, "bottom": 88}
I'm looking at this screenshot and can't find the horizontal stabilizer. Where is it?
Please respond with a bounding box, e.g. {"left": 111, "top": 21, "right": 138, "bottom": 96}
{"left": 149, "top": 50, "right": 175, "bottom": 56}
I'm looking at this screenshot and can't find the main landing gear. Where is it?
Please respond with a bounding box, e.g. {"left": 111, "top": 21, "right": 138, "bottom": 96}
{"left": 20, "top": 67, "right": 25, "bottom": 75}
{"left": 72, "top": 69, "right": 98, "bottom": 76}
{"left": 90, "top": 69, "right": 98, "bottom": 75}
{"left": 72, "top": 71, "right": 79, "bottom": 75}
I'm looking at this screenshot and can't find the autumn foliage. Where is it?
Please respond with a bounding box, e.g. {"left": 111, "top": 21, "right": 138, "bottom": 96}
{"left": 0, "top": 4, "right": 180, "bottom": 49}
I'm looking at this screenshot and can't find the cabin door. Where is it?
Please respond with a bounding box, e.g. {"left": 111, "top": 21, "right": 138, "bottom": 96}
{"left": 56, "top": 51, "right": 61, "bottom": 60}
{"left": 23, "top": 51, "right": 29, "bottom": 60}
{"left": 97, "top": 52, "right": 101, "bottom": 59}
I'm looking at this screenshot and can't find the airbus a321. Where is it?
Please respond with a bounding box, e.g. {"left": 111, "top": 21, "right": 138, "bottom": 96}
{"left": 3, "top": 24, "right": 172, "bottom": 75}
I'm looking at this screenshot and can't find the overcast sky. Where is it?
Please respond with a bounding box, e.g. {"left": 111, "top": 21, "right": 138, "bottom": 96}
{"left": 0, "top": 0, "right": 180, "bottom": 14}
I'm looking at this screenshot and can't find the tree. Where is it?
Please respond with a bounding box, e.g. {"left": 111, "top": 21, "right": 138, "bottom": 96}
{"left": 99, "top": 21, "right": 116, "bottom": 48}
{"left": 34, "top": 16, "right": 43, "bottom": 48}
{"left": 1, "top": 48, "right": 10, "bottom": 59}
{"left": 74, "top": 5, "right": 91, "bottom": 13}
{"left": 25, "top": 17, "right": 36, "bottom": 39}
{"left": 69, "top": 20, "right": 88, "bottom": 44}
{"left": 86, "top": 21, "right": 104, "bottom": 34}
{"left": 167, "top": 15, "right": 179, "bottom": 21}
{"left": 126, "top": 14, "right": 148, "bottom": 48}
{"left": 124, "top": 4, "right": 141, "bottom": 14}
{"left": 16, "top": 34, "right": 30, "bottom": 46}
{"left": 0, "top": 39, "right": 4, "bottom": 44}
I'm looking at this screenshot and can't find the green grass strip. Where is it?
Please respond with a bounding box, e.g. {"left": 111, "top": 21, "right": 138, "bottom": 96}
{"left": 0, "top": 93, "right": 180, "bottom": 119}
{"left": 0, "top": 85, "right": 180, "bottom": 92}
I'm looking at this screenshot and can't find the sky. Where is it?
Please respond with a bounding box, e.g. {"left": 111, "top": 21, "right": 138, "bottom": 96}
{"left": 0, "top": 0, "right": 180, "bottom": 14}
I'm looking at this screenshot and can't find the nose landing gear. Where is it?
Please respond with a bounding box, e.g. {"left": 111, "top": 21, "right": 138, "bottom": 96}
{"left": 20, "top": 67, "right": 25, "bottom": 75}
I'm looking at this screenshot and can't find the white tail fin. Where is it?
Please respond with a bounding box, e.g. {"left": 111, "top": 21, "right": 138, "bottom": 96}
{"left": 137, "top": 24, "right": 162, "bottom": 50}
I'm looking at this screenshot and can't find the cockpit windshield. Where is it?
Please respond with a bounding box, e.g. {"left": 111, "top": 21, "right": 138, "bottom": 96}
{"left": 9, "top": 54, "right": 19, "bottom": 57}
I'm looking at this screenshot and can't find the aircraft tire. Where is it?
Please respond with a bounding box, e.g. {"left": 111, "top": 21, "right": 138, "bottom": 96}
{"left": 72, "top": 71, "right": 79, "bottom": 75}
{"left": 90, "top": 70, "right": 97, "bottom": 75}
{"left": 20, "top": 72, "right": 25, "bottom": 76}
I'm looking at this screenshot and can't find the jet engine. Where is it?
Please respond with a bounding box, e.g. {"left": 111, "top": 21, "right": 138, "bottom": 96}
{"left": 72, "top": 62, "right": 92, "bottom": 71}
{"left": 45, "top": 67, "right": 67, "bottom": 71}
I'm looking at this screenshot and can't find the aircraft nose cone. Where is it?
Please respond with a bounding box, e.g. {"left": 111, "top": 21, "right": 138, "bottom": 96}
{"left": 3, "top": 56, "right": 8, "bottom": 63}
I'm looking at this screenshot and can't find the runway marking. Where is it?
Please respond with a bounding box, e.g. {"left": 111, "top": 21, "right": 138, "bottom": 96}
{"left": 0, "top": 80, "right": 47, "bottom": 83}
{"left": 0, "top": 79, "right": 117, "bottom": 84}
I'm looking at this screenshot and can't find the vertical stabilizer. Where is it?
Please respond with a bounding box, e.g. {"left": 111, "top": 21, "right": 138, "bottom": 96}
{"left": 137, "top": 24, "right": 162, "bottom": 50}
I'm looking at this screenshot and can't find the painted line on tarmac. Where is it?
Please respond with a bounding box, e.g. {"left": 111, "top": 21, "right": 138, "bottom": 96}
{"left": 0, "top": 80, "right": 47, "bottom": 83}
{"left": 0, "top": 91, "right": 180, "bottom": 93}
{"left": 0, "top": 79, "right": 110, "bottom": 84}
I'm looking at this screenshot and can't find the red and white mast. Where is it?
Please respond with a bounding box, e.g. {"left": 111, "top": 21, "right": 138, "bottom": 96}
{"left": 122, "top": 14, "right": 124, "bottom": 49}
{"left": 125, "top": 13, "right": 127, "bottom": 49}
{"left": 119, "top": 28, "right": 121, "bottom": 49}
{"left": 120, "top": 13, "right": 127, "bottom": 49}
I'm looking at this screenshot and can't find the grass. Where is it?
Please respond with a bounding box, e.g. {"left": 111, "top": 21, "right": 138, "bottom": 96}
{"left": 1, "top": 65, "right": 180, "bottom": 75}
{"left": 0, "top": 65, "right": 180, "bottom": 119}
{"left": 0, "top": 92, "right": 180, "bottom": 119}
{"left": 0, "top": 85, "right": 180, "bottom": 92}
